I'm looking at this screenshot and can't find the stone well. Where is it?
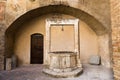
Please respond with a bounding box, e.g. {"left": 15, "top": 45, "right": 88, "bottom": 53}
{"left": 43, "top": 51, "right": 83, "bottom": 77}
{"left": 43, "top": 19, "right": 83, "bottom": 77}
{"left": 49, "top": 51, "right": 77, "bottom": 71}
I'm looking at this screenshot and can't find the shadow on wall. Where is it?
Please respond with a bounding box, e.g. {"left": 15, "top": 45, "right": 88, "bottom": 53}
{"left": 4, "top": 5, "right": 111, "bottom": 68}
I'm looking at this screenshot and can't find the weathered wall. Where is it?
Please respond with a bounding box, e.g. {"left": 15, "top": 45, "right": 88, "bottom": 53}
{"left": 0, "top": 0, "right": 112, "bottom": 74}
{"left": 14, "top": 14, "right": 99, "bottom": 66}
{"left": 0, "top": 0, "right": 112, "bottom": 70}
{"left": 51, "top": 25, "right": 75, "bottom": 51}
{"left": 80, "top": 21, "right": 98, "bottom": 63}
{"left": 0, "top": 0, "right": 115, "bottom": 79}
{"left": 110, "top": 0, "right": 120, "bottom": 79}
{"left": 5, "top": 0, "right": 111, "bottom": 30}
{"left": 14, "top": 15, "right": 46, "bottom": 65}
{"left": 0, "top": 1, "right": 6, "bottom": 70}
{"left": 98, "top": 34, "right": 112, "bottom": 68}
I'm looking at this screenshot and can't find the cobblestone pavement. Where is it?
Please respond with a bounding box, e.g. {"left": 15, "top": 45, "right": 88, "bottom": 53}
{"left": 0, "top": 64, "right": 114, "bottom": 80}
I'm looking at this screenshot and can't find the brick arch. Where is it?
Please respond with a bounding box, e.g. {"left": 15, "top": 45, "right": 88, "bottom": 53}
{"left": 5, "top": 4, "right": 108, "bottom": 57}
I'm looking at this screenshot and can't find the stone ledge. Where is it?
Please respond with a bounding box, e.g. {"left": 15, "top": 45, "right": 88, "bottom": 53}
{"left": 43, "top": 68, "right": 83, "bottom": 78}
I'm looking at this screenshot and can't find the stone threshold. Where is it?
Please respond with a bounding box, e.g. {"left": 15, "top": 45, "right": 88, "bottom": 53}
{"left": 43, "top": 68, "right": 83, "bottom": 78}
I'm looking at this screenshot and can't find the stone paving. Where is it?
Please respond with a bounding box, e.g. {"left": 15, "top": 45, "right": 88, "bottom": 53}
{"left": 0, "top": 64, "right": 114, "bottom": 80}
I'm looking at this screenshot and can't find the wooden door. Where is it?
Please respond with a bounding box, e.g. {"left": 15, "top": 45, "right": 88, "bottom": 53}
{"left": 31, "top": 33, "right": 43, "bottom": 64}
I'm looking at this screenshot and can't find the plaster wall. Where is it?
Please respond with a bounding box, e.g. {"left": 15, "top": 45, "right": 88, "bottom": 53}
{"left": 80, "top": 21, "right": 98, "bottom": 63}
{"left": 50, "top": 25, "right": 75, "bottom": 51}
{"left": 14, "top": 14, "right": 99, "bottom": 66}
{"left": 0, "top": 0, "right": 112, "bottom": 70}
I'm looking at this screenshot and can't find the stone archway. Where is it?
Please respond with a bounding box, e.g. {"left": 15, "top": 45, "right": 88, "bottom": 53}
{"left": 5, "top": 5, "right": 111, "bottom": 68}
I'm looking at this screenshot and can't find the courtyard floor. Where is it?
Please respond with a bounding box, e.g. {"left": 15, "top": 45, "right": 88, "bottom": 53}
{"left": 0, "top": 64, "right": 114, "bottom": 80}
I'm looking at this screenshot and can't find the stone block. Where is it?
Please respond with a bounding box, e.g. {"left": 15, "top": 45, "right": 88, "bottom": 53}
{"left": 0, "top": 55, "right": 4, "bottom": 70}
{"left": 0, "top": 63, "right": 4, "bottom": 70}
{"left": 11, "top": 55, "right": 17, "bottom": 69}
{"left": 0, "top": 2, "right": 5, "bottom": 21}
{"left": 89, "top": 55, "right": 101, "bottom": 65}
{"left": 6, "top": 58, "right": 12, "bottom": 70}
{"left": 0, "top": 55, "right": 4, "bottom": 63}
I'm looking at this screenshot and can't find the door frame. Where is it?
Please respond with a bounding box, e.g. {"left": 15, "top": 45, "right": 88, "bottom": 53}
{"left": 30, "top": 33, "right": 44, "bottom": 64}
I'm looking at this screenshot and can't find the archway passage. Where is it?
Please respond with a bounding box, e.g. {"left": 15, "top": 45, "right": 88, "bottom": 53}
{"left": 5, "top": 5, "right": 111, "bottom": 67}
{"left": 5, "top": 5, "right": 108, "bottom": 58}
{"left": 31, "top": 33, "right": 43, "bottom": 64}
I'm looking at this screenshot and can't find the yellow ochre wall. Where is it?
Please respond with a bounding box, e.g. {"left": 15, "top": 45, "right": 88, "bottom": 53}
{"left": 14, "top": 14, "right": 98, "bottom": 66}
{"left": 50, "top": 25, "right": 75, "bottom": 52}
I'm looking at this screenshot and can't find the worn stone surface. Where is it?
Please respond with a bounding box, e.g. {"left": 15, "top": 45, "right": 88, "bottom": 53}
{"left": 0, "top": 23, "right": 6, "bottom": 70}
{"left": 98, "top": 34, "right": 112, "bottom": 68}
{"left": 0, "top": 56, "right": 4, "bottom": 70}
{"left": 113, "top": 53, "right": 120, "bottom": 80}
{"left": 110, "top": 0, "right": 120, "bottom": 79}
{"left": 43, "top": 68, "right": 83, "bottom": 78}
{"left": 0, "top": 2, "right": 5, "bottom": 21}
{"left": 11, "top": 55, "right": 17, "bottom": 69}
{"left": 4, "top": 0, "right": 111, "bottom": 30}
{"left": 43, "top": 52, "right": 83, "bottom": 77}
{"left": 89, "top": 55, "right": 100, "bottom": 65}
{"left": 5, "top": 0, "right": 26, "bottom": 26}
{"left": 5, "top": 58, "right": 12, "bottom": 70}
{"left": 0, "top": 64, "right": 114, "bottom": 80}
{"left": 0, "top": 0, "right": 118, "bottom": 79}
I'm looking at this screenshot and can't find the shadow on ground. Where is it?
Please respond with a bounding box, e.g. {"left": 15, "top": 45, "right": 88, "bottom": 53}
{"left": 0, "top": 64, "right": 114, "bottom": 80}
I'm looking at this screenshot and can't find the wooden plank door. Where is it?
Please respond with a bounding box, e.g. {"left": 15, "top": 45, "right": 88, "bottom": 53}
{"left": 31, "top": 33, "right": 43, "bottom": 64}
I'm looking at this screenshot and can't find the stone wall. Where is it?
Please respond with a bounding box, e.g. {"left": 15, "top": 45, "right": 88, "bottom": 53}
{"left": 13, "top": 14, "right": 99, "bottom": 66}
{"left": 0, "top": 1, "right": 6, "bottom": 70}
{"left": 0, "top": 0, "right": 113, "bottom": 74}
{"left": 5, "top": 0, "right": 111, "bottom": 30}
{"left": 110, "top": 0, "right": 120, "bottom": 79}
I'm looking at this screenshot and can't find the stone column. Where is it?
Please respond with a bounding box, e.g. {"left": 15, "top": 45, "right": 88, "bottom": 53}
{"left": 0, "top": 1, "right": 6, "bottom": 70}
{"left": 0, "top": 24, "right": 6, "bottom": 70}
{"left": 74, "top": 19, "right": 81, "bottom": 67}
{"left": 110, "top": 0, "right": 120, "bottom": 79}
